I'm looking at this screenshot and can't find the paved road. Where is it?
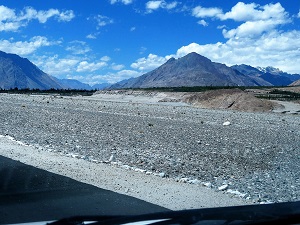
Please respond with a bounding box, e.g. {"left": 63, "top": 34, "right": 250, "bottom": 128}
{"left": 0, "top": 156, "right": 168, "bottom": 224}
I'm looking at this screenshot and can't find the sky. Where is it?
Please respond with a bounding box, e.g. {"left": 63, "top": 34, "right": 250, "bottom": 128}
{"left": 0, "top": 1, "right": 300, "bottom": 85}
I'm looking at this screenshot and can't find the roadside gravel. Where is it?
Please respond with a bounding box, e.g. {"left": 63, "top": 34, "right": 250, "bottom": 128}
{"left": 0, "top": 134, "right": 246, "bottom": 210}
{"left": 0, "top": 93, "right": 299, "bottom": 204}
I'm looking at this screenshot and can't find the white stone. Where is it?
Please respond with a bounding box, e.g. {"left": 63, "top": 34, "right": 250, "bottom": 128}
{"left": 134, "top": 168, "right": 147, "bottom": 173}
{"left": 227, "top": 189, "right": 247, "bottom": 198}
{"left": 91, "top": 159, "right": 98, "bottom": 163}
{"left": 158, "top": 172, "right": 165, "bottom": 178}
{"left": 71, "top": 154, "right": 80, "bottom": 158}
{"left": 109, "top": 154, "right": 115, "bottom": 162}
{"left": 218, "top": 184, "right": 228, "bottom": 191}
{"left": 179, "top": 178, "right": 189, "bottom": 183}
{"left": 203, "top": 182, "right": 212, "bottom": 188}
{"left": 223, "top": 121, "right": 231, "bottom": 126}
{"left": 188, "top": 179, "right": 200, "bottom": 184}
{"left": 121, "top": 165, "right": 131, "bottom": 170}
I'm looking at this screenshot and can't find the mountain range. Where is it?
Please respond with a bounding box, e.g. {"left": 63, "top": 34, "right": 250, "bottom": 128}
{"left": 109, "top": 52, "right": 300, "bottom": 89}
{"left": 231, "top": 64, "right": 300, "bottom": 86}
{"left": 0, "top": 51, "right": 109, "bottom": 90}
{"left": 0, "top": 50, "right": 299, "bottom": 90}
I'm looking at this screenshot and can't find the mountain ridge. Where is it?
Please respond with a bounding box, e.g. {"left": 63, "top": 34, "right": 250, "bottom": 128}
{"left": 1, "top": 50, "right": 300, "bottom": 90}
{"left": 0, "top": 51, "right": 63, "bottom": 90}
{"left": 109, "top": 52, "right": 286, "bottom": 89}
{"left": 232, "top": 64, "right": 300, "bottom": 86}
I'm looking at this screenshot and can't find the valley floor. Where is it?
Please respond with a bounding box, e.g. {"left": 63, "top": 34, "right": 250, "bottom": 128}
{"left": 0, "top": 93, "right": 299, "bottom": 207}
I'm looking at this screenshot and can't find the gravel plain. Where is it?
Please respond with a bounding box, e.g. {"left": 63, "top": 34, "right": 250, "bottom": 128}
{"left": 0, "top": 93, "right": 299, "bottom": 205}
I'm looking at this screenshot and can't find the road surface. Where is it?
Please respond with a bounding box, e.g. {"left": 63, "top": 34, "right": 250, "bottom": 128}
{"left": 0, "top": 156, "right": 168, "bottom": 224}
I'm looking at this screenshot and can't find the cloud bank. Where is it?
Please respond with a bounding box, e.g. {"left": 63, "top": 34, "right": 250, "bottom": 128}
{"left": 0, "top": 5, "right": 75, "bottom": 32}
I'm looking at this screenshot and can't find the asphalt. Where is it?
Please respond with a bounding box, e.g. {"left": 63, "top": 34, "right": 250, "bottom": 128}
{"left": 0, "top": 156, "right": 168, "bottom": 224}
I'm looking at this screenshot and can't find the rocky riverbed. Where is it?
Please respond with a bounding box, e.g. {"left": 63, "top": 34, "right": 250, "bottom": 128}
{"left": 0, "top": 93, "right": 299, "bottom": 204}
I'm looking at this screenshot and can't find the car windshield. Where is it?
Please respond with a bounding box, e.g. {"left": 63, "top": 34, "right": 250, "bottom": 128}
{"left": 0, "top": 1, "right": 300, "bottom": 225}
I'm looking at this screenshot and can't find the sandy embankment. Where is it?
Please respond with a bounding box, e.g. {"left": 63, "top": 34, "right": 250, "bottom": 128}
{"left": 93, "top": 89, "right": 300, "bottom": 114}
{"left": 0, "top": 135, "right": 248, "bottom": 210}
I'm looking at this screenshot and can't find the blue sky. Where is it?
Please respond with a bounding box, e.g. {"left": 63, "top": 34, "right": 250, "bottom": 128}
{"left": 0, "top": 1, "right": 300, "bottom": 85}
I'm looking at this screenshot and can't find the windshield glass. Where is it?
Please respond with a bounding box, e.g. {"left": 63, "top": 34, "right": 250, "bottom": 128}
{"left": 0, "top": 1, "right": 299, "bottom": 224}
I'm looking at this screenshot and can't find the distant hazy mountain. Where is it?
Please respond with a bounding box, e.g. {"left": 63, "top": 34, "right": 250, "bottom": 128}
{"left": 109, "top": 52, "right": 264, "bottom": 89}
{"left": 91, "top": 83, "right": 110, "bottom": 90}
{"left": 57, "top": 78, "right": 92, "bottom": 90}
{"left": 0, "top": 51, "right": 62, "bottom": 90}
{"left": 232, "top": 64, "right": 300, "bottom": 86}
{"left": 107, "top": 77, "right": 137, "bottom": 89}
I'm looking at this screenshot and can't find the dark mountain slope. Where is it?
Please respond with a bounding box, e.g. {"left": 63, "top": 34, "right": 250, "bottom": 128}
{"left": 0, "top": 51, "right": 62, "bottom": 90}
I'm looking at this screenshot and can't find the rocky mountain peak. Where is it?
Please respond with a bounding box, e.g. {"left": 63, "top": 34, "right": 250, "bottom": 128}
{"left": 180, "top": 52, "right": 212, "bottom": 67}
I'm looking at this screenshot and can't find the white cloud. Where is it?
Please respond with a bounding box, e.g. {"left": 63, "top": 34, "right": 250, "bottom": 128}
{"left": 222, "top": 20, "right": 277, "bottom": 38}
{"left": 33, "top": 55, "right": 110, "bottom": 77}
{"left": 34, "top": 55, "right": 80, "bottom": 76}
{"left": 146, "top": 1, "right": 178, "bottom": 13}
{"left": 131, "top": 53, "right": 170, "bottom": 71}
{"left": 70, "top": 69, "right": 141, "bottom": 85}
{"left": 165, "top": 1, "right": 178, "bottom": 10}
{"left": 192, "top": 2, "right": 290, "bottom": 39}
{"left": 0, "top": 36, "right": 56, "bottom": 55}
{"left": 297, "top": 10, "right": 300, "bottom": 18}
{"left": 146, "top": 1, "right": 163, "bottom": 11}
{"left": 86, "top": 32, "right": 100, "bottom": 39}
{"left": 217, "top": 25, "right": 227, "bottom": 29}
{"left": 91, "top": 15, "right": 113, "bottom": 28}
{"left": 219, "top": 2, "right": 259, "bottom": 21}
{"left": 192, "top": 2, "right": 288, "bottom": 22}
{"left": 56, "top": 10, "right": 75, "bottom": 22}
{"left": 130, "top": 26, "right": 136, "bottom": 31}
{"left": 220, "top": 2, "right": 287, "bottom": 22}
{"left": 222, "top": 3, "right": 289, "bottom": 38}
{"left": 0, "top": 5, "right": 15, "bottom": 21}
{"left": 86, "top": 34, "right": 97, "bottom": 39}
{"left": 197, "top": 20, "right": 208, "bottom": 26}
{"left": 0, "top": 5, "right": 75, "bottom": 32}
{"left": 192, "top": 6, "right": 222, "bottom": 18}
{"left": 101, "top": 56, "right": 111, "bottom": 62}
{"left": 110, "top": 69, "right": 141, "bottom": 81}
{"left": 23, "top": 7, "right": 75, "bottom": 23}
{"left": 76, "top": 61, "right": 107, "bottom": 72}
{"left": 110, "top": 0, "right": 133, "bottom": 5}
{"left": 173, "top": 29, "right": 300, "bottom": 74}
{"left": 66, "top": 41, "right": 91, "bottom": 55}
{"left": 139, "top": 46, "right": 147, "bottom": 54}
{"left": 111, "top": 63, "right": 125, "bottom": 70}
